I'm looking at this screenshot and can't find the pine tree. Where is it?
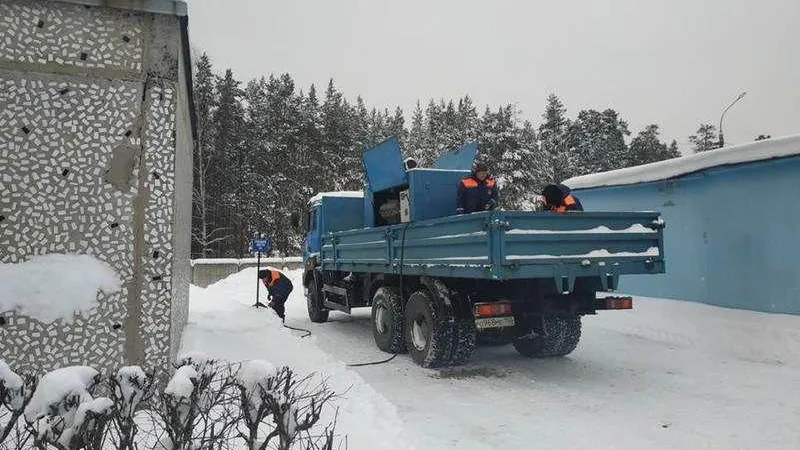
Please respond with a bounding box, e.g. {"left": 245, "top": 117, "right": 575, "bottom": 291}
{"left": 210, "top": 68, "right": 247, "bottom": 256}
{"left": 689, "top": 124, "right": 719, "bottom": 152}
{"left": 353, "top": 96, "right": 370, "bottom": 148}
{"left": 241, "top": 76, "right": 288, "bottom": 254}
{"left": 456, "top": 95, "right": 480, "bottom": 142}
{"left": 667, "top": 140, "right": 681, "bottom": 158}
{"left": 627, "top": 124, "right": 680, "bottom": 166}
{"left": 406, "top": 102, "right": 426, "bottom": 162}
{"left": 386, "top": 107, "right": 407, "bottom": 145}
{"left": 299, "top": 84, "right": 324, "bottom": 193}
{"left": 263, "top": 74, "right": 312, "bottom": 252}
{"left": 502, "top": 120, "right": 550, "bottom": 209}
{"left": 419, "top": 99, "right": 444, "bottom": 165}
{"left": 538, "top": 94, "right": 575, "bottom": 182}
{"left": 478, "top": 105, "right": 517, "bottom": 205}
{"left": 365, "top": 107, "right": 385, "bottom": 147}
{"left": 440, "top": 100, "right": 461, "bottom": 151}
{"left": 321, "top": 79, "right": 358, "bottom": 190}
{"left": 570, "top": 108, "right": 630, "bottom": 174}
{"left": 191, "top": 53, "right": 224, "bottom": 257}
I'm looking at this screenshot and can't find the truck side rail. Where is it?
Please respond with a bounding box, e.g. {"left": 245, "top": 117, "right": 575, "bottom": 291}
{"left": 320, "top": 210, "right": 665, "bottom": 285}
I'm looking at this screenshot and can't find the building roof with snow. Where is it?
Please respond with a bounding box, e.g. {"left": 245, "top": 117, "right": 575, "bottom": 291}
{"left": 564, "top": 134, "right": 800, "bottom": 190}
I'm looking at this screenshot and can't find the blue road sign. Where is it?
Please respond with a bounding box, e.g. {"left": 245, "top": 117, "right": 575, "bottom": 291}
{"left": 250, "top": 237, "right": 270, "bottom": 254}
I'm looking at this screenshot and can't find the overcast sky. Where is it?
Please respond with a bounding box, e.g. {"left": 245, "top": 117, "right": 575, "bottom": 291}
{"left": 186, "top": 0, "right": 799, "bottom": 153}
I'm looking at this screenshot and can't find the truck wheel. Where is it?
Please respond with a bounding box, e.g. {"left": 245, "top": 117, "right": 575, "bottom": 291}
{"left": 371, "top": 287, "right": 406, "bottom": 353}
{"left": 404, "top": 290, "right": 454, "bottom": 368}
{"left": 512, "top": 316, "right": 582, "bottom": 358}
{"left": 553, "top": 316, "right": 582, "bottom": 356}
{"left": 450, "top": 318, "right": 477, "bottom": 366}
{"left": 306, "top": 276, "right": 329, "bottom": 323}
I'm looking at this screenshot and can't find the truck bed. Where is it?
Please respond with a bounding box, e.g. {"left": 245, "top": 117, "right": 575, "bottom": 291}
{"left": 321, "top": 210, "right": 665, "bottom": 282}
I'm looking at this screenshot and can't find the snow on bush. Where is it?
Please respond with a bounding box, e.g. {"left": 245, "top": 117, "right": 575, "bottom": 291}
{"left": 0, "top": 359, "right": 341, "bottom": 450}
{"left": 0, "top": 253, "right": 122, "bottom": 323}
{"left": 178, "top": 351, "right": 217, "bottom": 379}
{"left": 73, "top": 397, "right": 113, "bottom": 430}
{"left": 114, "top": 366, "right": 149, "bottom": 418}
{"left": 58, "top": 396, "right": 114, "bottom": 448}
{"left": 19, "top": 366, "right": 101, "bottom": 447}
{"left": 165, "top": 365, "right": 198, "bottom": 402}
{"left": 234, "top": 361, "right": 336, "bottom": 450}
{"left": 0, "top": 359, "right": 24, "bottom": 411}
{"left": 24, "top": 366, "right": 99, "bottom": 422}
{"left": 235, "top": 359, "right": 276, "bottom": 422}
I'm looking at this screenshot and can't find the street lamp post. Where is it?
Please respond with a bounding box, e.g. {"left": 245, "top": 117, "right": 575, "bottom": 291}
{"left": 718, "top": 92, "right": 746, "bottom": 148}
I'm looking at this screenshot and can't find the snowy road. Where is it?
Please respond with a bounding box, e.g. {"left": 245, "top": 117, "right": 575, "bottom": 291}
{"left": 182, "top": 268, "right": 800, "bottom": 450}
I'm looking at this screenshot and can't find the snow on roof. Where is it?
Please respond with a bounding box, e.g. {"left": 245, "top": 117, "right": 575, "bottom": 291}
{"left": 564, "top": 134, "right": 800, "bottom": 190}
{"left": 308, "top": 190, "right": 364, "bottom": 204}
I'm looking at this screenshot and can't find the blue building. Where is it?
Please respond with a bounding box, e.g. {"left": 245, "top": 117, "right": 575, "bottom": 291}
{"left": 563, "top": 135, "right": 800, "bottom": 314}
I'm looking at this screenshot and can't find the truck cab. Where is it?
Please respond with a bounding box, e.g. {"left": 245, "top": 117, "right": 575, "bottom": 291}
{"left": 303, "top": 191, "right": 364, "bottom": 260}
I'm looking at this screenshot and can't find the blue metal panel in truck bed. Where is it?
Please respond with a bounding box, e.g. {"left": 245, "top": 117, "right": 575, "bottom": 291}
{"left": 320, "top": 210, "right": 665, "bottom": 281}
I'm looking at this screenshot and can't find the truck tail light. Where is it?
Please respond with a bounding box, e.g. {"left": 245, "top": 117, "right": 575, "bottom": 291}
{"left": 474, "top": 301, "right": 512, "bottom": 317}
{"left": 604, "top": 296, "right": 633, "bottom": 310}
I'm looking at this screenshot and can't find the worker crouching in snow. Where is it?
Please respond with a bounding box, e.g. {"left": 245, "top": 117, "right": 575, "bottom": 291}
{"left": 257, "top": 268, "right": 293, "bottom": 320}
{"left": 542, "top": 183, "right": 583, "bottom": 212}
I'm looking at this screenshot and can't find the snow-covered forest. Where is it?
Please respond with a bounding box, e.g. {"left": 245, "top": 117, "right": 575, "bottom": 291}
{"left": 190, "top": 54, "right": 682, "bottom": 258}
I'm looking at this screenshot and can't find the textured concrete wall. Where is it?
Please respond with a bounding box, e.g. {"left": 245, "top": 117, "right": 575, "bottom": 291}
{"left": 572, "top": 155, "right": 800, "bottom": 314}
{"left": 170, "top": 34, "right": 192, "bottom": 364}
{"left": 0, "top": 0, "right": 191, "bottom": 373}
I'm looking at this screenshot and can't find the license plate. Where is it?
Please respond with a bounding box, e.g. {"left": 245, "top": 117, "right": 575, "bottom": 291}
{"left": 475, "top": 316, "right": 515, "bottom": 329}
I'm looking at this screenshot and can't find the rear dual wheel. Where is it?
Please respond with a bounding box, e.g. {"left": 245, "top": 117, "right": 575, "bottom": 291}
{"left": 369, "top": 285, "right": 477, "bottom": 367}
{"left": 404, "top": 290, "right": 476, "bottom": 368}
{"left": 512, "top": 315, "right": 582, "bottom": 358}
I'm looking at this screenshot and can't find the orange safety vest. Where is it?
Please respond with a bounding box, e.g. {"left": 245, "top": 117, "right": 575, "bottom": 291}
{"left": 461, "top": 177, "right": 478, "bottom": 188}
{"left": 551, "top": 194, "right": 577, "bottom": 212}
{"left": 460, "top": 177, "right": 496, "bottom": 188}
{"left": 263, "top": 269, "right": 282, "bottom": 287}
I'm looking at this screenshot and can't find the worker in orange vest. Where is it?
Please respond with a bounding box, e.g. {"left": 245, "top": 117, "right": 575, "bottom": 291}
{"left": 257, "top": 268, "right": 293, "bottom": 320}
{"left": 542, "top": 183, "right": 583, "bottom": 212}
{"left": 456, "top": 161, "right": 499, "bottom": 214}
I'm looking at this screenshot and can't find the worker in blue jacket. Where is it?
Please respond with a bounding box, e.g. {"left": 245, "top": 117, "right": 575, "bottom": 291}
{"left": 257, "top": 268, "right": 293, "bottom": 320}
{"left": 457, "top": 162, "right": 499, "bottom": 214}
{"left": 542, "top": 183, "right": 583, "bottom": 212}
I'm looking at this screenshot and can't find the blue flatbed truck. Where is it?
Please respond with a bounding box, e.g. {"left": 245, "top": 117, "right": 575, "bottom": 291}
{"left": 302, "top": 138, "right": 665, "bottom": 368}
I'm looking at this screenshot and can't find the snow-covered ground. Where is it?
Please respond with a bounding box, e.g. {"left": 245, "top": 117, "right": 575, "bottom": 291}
{"left": 181, "top": 268, "right": 800, "bottom": 450}
{"left": 181, "top": 268, "right": 411, "bottom": 450}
